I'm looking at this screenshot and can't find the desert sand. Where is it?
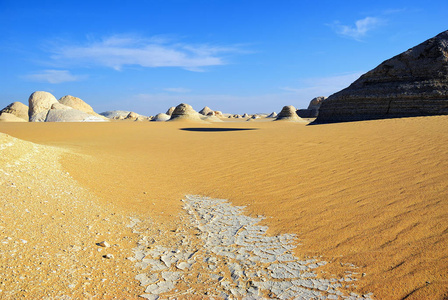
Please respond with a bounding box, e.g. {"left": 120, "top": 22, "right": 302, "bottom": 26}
{"left": 0, "top": 116, "right": 447, "bottom": 299}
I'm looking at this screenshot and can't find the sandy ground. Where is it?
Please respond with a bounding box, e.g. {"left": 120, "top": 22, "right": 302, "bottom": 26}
{"left": 0, "top": 116, "right": 447, "bottom": 299}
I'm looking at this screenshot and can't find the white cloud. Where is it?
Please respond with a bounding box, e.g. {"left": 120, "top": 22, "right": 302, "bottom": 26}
{"left": 280, "top": 72, "right": 364, "bottom": 97}
{"left": 331, "top": 17, "right": 382, "bottom": 40}
{"left": 48, "top": 35, "right": 242, "bottom": 71}
{"left": 23, "top": 70, "right": 86, "bottom": 84}
{"left": 163, "top": 88, "right": 191, "bottom": 93}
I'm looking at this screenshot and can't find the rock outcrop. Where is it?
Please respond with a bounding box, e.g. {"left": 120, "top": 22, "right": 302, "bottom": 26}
{"left": 267, "top": 112, "right": 277, "bottom": 118}
{"left": 45, "top": 109, "right": 106, "bottom": 122}
{"left": 297, "top": 97, "right": 327, "bottom": 118}
{"left": 315, "top": 30, "right": 448, "bottom": 123}
{"left": 168, "top": 103, "right": 203, "bottom": 122}
{"left": 28, "top": 91, "right": 59, "bottom": 121}
{"left": 59, "top": 95, "right": 94, "bottom": 114}
{"left": 100, "top": 111, "right": 130, "bottom": 120}
{"left": 199, "top": 106, "right": 213, "bottom": 115}
{"left": 0, "top": 102, "right": 29, "bottom": 121}
{"left": 152, "top": 113, "right": 170, "bottom": 121}
{"left": 29, "top": 91, "right": 105, "bottom": 122}
{"left": 275, "top": 105, "right": 306, "bottom": 122}
{"left": 166, "top": 107, "right": 176, "bottom": 116}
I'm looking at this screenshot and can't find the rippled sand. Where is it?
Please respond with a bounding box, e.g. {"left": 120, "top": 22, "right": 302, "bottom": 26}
{"left": 1, "top": 116, "right": 447, "bottom": 299}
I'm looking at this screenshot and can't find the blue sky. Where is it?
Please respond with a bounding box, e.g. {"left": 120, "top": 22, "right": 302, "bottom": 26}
{"left": 0, "top": 0, "right": 447, "bottom": 115}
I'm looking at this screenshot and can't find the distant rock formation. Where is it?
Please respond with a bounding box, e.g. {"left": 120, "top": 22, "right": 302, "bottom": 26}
{"left": 168, "top": 103, "right": 203, "bottom": 122}
{"left": 166, "top": 107, "right": 175, "bottom": 116}
{"left": 152, "top": 113, "right": 170, "bottom": 121}
{"left": 0, "top": 102, "right": 29, "bottom": 121}
{"left": 315, "top": 30, "right": 448, "bottom": 123}
{"left": 199, "top": 106, "right": 213, "bottom": 115}
{"left": 275, "top": 105, "right": 306, "bottom": 122}
{"left": 267, "top": 112, "right": 277, "bottom": 118}
{"left": 242, "top": 113, "right": 249, "bottom": 118}
{"left": 100, "top": 111, "right": 131, "bottom": 120}
{"left": 297, "top": 97, "right": 327, "bottom": 118}
{"left": 29, "top": 91, "right": 105, "bottom": 122}
{"left": 206, "top": 110, "right": 223, "bottom": 117}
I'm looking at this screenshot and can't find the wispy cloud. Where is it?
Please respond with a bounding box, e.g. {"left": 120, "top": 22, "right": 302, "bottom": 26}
{"left": 47, "top": 34, "right": 244, "bottom": 71}
{"left": 162, "top": 87, "right": 191, "bottom": 93}
{"left": 280, "top": 72, "right": 364, "bottom": 97}
{"left": 23, "top": 69, "right": 86, "bottom": 84}
{"left": 331, "top": 17, "right": 383, "bottom": 40}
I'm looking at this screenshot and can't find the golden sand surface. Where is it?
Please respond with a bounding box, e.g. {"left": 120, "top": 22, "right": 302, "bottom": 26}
{"left": 1, "top": 116, "right": 447, "bottom": 299}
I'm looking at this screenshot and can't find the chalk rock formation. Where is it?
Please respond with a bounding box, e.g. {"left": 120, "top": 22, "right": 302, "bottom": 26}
{"left": 59, "top": 95, "right": 94, "bottom": 114}
{"left": 45, "top": 109, "right": 105, "bottom": 122}
{"left": 275, "top": 105, "right": 306, "bottom": 122}
{"left": 0, "top": 112, "right": 27, "bottom": 122}
{"left": 315, "top": 30, "right": 448, "bottom": 123}
{"left": 152, "top": 113, "right": 170, "bottom": 121}
{"left": 213, "top": 111, "right": 223, "bottom": 117}
{"left": 125, "top": 111, "right": 139, "bottom": 120}
{"left": 28, "top": 91, "right": 58, "bottom": 121}
{"left": 199, "top": 106, "right": 213, "bottom": 115}
{"left": 166, "top": 107, "right": 176, "bottom": 116}
{"left": 267, "top": 112, "right": 277, "bottom": 118}
{"left": 168, "top": 103, "right": 203, "bottom": 122}
{"left": 242, "top": 113, "right": 249, "bottom": 118}
{"left": 0, "top": 102, "right": 29, "bottom": 121}
{"left": 28, "top": 91, "right": 105, "bottom": 122}
{"left": 297, "top": 97, "right": 327, "bottom": 118}
{"left": 51, "top": 102, "right": 72, "bottom": 110}
{"left": 100, "top": 111, "right": 130, "bottom": 120}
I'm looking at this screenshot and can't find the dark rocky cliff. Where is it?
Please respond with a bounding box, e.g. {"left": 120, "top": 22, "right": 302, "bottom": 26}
{"left": 315, "top": 30, "right": 448, "bottom": 123}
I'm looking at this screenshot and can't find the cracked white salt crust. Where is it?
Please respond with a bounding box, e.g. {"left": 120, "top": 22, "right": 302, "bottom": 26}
{"left": 131, "top": 195, "right": 373, "bottom": 299}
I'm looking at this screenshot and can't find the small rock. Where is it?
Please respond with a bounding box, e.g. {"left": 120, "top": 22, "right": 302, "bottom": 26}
{"left": 103, "top": 254, "right": 114, "bottom": 259}
{"left": 98, "top": 241, "right": 110, "bottom": 247}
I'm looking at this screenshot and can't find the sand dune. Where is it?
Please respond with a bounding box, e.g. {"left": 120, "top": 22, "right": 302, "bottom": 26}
{"left": 1, "top": 116, "right": 447, "bottom": 299}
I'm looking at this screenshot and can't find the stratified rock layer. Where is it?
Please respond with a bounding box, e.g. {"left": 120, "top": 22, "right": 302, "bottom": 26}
{"left": 315, "top": 30, "right": 448, "bottom": 123}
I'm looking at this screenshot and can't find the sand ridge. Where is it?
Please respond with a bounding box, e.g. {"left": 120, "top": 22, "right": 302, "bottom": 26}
{"left": 1, "top": 116, "right": 447, "bottom": 299}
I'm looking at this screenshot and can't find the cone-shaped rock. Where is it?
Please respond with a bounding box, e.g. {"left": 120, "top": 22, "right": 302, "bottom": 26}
{"left": 199, "top": 106, "right": 213, "bottom": 115}
{"left": 275, "top": 105, "right": 305, "bottom": 122}
{"left": 0, "top": 102, "right": 29, "bottom": 121}
{"left": 315, "top": 30, "right": 448, "bottom": 123}
{"left": 267, "top": 112, "right": 277, "bottom": 118}
{"left": 168, "top": 103, "right": 203, "bottom": 122}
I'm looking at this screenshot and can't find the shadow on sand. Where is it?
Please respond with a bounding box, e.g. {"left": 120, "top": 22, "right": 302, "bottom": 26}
{"left": 180, "top": 128, "right": 257, "bottom": 132}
